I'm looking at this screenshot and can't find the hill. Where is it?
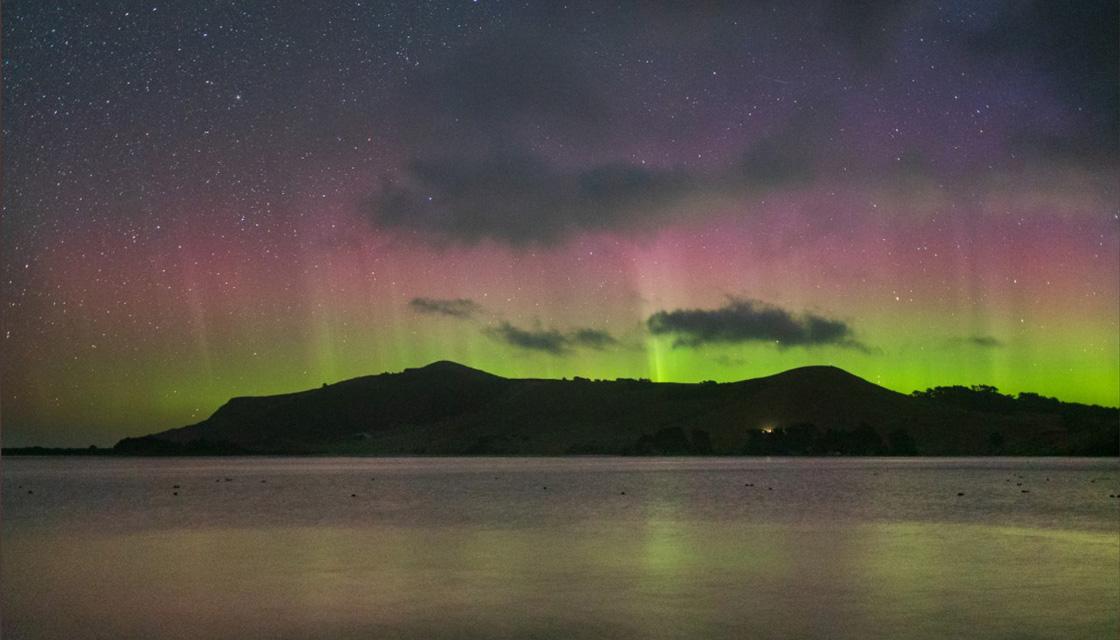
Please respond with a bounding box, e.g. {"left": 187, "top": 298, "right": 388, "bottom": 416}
{"left": 108, "top": 361, "right": 1119, "bottom": 456}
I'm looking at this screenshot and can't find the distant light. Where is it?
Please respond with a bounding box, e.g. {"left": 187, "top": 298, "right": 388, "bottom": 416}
{"left": 761, "top": 426, "right": 774, "bottom": 434}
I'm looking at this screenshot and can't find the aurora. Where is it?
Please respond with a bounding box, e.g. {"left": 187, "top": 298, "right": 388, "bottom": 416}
{"left": 2, "top": 1, "right": 1116, "bottom": 447}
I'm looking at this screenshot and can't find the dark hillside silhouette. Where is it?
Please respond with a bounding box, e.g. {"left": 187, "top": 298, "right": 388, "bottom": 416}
{"left": 93, "top": 361, "right": 1118, "bottom": 456}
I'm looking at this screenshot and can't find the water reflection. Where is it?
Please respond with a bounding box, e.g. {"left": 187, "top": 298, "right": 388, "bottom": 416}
{"left": 3, "top": 457, "right": 1117, "bottom": 639}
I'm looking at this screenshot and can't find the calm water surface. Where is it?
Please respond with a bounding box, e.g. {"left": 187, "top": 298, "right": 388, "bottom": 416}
{"left": 2, "top": 457, "right": 1118, "bottom": 639}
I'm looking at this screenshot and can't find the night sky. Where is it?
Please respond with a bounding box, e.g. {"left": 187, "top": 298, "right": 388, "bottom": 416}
{"left": 2, "top": 1, "right": 1117, "bottom": 446}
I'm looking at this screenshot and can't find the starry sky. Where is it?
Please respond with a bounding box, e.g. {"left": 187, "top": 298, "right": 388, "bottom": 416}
{"left": 2, "top": 1, "right": 1117, "bottom": 446}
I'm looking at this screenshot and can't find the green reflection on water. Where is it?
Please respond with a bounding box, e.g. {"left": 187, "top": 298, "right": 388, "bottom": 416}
{"left": 3, "top": 519, "right": 1117, "bottom": 640}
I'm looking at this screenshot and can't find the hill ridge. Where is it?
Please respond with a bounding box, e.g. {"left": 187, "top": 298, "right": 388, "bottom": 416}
{"left": 113, "top": 361, "right": 1117, "bottom": 456}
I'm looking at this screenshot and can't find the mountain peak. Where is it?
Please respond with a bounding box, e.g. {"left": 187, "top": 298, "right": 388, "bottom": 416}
{"left": 775, "top": 364, "right": 863, "bottom": 379}
{"left": 407, "top": 360, "right": 500, "bottom": 378}
{"left": 750, "top": 365, "right": 894, "bottom": 394}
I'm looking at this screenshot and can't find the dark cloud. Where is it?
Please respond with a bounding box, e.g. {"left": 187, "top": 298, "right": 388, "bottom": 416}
{"left": 647, "top": 297, "right": 866, "bottom": 350}
{"left": 366, "top": 15, "right": 837, "bottom": 246}
{"left": 489, "top": 323, "right": 569, "bottom": 354}
{"left": 953, "top": 335, "right": 1004, "bottom": 349}
{"left": 409, "top": 295, "right": 619, "bottom": 353}
{"left": 369, "top": 100, "right": 834, "bottom": 245}
{"left": 372, "top": 153, "right": 700, "bottom": 245}
{"left": 487, "top": 322, "right": 619, "bottom": 355}
{"left": 570, "top": 328, "right": 620, "bottom": 350}
{"left": 409, "top": 297, "right": 483, "bottom": 319}
{"left": 359, "top": 0, "right": 1115, "bottom": 247}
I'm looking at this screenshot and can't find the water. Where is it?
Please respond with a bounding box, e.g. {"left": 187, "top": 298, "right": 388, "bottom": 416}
{"left": 2, "top": 457, "right": 1117, "bottom": 639}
